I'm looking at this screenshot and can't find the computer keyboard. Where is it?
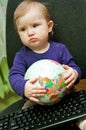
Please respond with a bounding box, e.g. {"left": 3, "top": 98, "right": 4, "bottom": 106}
{"left": 0, "top": 90, "right": 86, "bottom": 130}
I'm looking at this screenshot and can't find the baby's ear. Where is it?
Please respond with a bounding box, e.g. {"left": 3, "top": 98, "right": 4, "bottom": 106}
{"left": 48, "top": 20, "right": 54, "bottom": 33}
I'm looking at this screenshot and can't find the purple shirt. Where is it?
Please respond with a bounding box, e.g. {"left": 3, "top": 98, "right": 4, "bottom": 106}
{"left": 9, "top": 41, "right": 82, "bottom": 98}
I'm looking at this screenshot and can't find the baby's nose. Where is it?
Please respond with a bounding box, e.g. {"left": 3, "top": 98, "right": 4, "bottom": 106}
{"left": 27, "top": 28, "right": 34, "bottom": 36}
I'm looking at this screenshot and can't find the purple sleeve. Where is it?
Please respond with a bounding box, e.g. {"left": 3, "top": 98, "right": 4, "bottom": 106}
{"left": 60, "top": 44, "right": 82, "bottom": 83}
{"left": 9, "top": 51, "right": 27, "bottom": 97}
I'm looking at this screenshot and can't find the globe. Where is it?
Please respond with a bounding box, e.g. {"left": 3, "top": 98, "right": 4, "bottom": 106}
{"left": 24, "top": 59, "right": 67, "bottom": 105}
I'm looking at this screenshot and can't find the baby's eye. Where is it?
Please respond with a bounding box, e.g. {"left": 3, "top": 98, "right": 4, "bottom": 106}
{"left": 18, "top": 27, "right": 26, "bottom": 32}
{"left": 21, "top": 27, "right": 26, "bottom": 31}
{"left": 33, "top": 24, "right": 38, "bottom": 28}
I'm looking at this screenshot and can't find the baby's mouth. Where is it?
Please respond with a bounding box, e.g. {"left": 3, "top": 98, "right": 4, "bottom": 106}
{"left": 29, "top": 38, "right": 37, "bottom": 42}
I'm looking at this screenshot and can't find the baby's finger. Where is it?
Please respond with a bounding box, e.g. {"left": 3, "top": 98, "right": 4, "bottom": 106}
{"left": 29, "top": 97, "right": 39, "bottom": 103}
{"left": 65, "top": 76, "right": 74, "bottom": 85}
{"left": 32, "top": 89, "right": 46, "bottom": 94}
{"left": 66, "top": 81, "right": 74, "bottom": 89}
{"left": 64, "top": 70, "right": 72, "bottom": 80}
{"left": 32, "top": 93, "right": 45, "bottom": 97}
{"left": 30, "top": 78, "right": 38, "bottom": 84}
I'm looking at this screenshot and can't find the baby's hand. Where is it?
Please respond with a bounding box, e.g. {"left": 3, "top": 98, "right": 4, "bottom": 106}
{"left": 62, "top": 64, "right": 78, "bottom": 89}
{"left": 24, "top": 78, "right": 46, "bottom": 102}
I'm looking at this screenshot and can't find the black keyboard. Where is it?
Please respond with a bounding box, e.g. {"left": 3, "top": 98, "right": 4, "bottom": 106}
{"left": 0, "top": 90, "right": 86, "bottom": 130}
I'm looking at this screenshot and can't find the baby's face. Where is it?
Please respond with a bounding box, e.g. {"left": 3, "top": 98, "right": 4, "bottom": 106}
{"left": 17, "top": 6, "right": 53, "bottom": 51}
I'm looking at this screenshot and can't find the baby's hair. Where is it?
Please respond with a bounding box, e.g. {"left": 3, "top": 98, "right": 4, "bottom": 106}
{"left": 14, "top": 0, "right": 52, "bottom": 31}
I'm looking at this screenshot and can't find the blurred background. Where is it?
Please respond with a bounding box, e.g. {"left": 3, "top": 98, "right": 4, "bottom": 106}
{"left": 0, "top": 0, "right": 21, "bottom": 112}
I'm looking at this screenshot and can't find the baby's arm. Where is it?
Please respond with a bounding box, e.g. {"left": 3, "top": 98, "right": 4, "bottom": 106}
{"left": 62, "top": 64, "right": 78, "bottom": 89}
{"left": 24, "top": 78, "right": 46, "bottom": 102}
